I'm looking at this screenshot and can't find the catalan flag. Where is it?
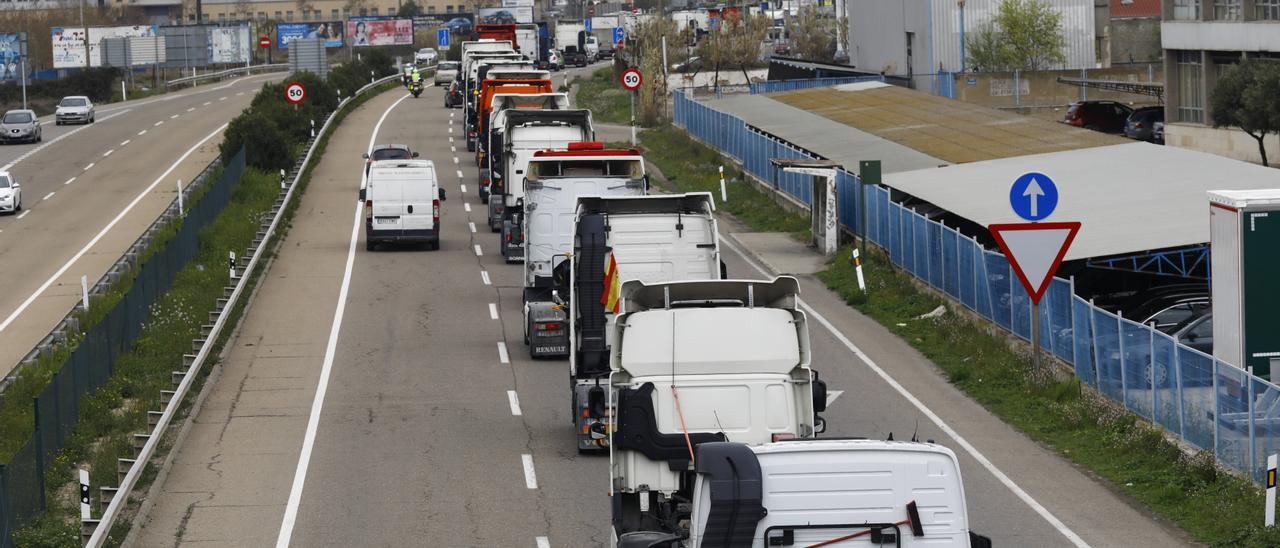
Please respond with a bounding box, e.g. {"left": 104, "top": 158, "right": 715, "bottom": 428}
{"left": 600, "top": 252, "right": 622, "bottom": 314}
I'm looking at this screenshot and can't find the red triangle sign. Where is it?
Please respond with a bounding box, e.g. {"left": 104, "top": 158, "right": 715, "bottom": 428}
{"left": 988, "top": 222, "right": 1081, "bottom": 305}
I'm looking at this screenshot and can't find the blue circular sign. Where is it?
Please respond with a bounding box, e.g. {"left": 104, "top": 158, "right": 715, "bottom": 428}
{"left": 1009, "top": 172, "right": 1059, "bottom": 222}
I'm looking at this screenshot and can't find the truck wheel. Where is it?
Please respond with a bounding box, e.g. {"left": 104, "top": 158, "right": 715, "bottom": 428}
{"left": 365, "top": 239, "right": 375, "bottom": 251}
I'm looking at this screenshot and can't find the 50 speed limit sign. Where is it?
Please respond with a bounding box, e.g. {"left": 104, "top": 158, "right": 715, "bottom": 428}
{"left": 284, "top": 82, "right": 307, "bottom": 104}
{"left": 620, "top": 68, "right": 643, "bottom": 91}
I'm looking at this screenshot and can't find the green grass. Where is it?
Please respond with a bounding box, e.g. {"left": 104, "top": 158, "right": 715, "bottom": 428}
{"left": 573, "top": 67, "right": 631, "bottom": 124}
{"left": 638, "top": 126, "right": 810, "bottom": 235}
{"left": 641, "top": 119, "right": 1280, "bottom": 545}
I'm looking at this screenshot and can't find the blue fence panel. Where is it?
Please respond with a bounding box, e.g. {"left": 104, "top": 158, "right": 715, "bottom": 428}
{"left": 1046, "top": 279, "right": 1074, "bottom": 363}
{"left": 912, "top": 214, "right": 929, "bottom": 280}
{"left": 1072, "top": 296, "right": 1096, "bottom": 386}
{"left": 942, "top": 229, "right": 959, "bottom": 299}
{"left": 982, "top": 251, "right": 1011, "bottom": 330}
{"left": 1252, "top": 377, "right": 1280, "bottom": 482}
{"left": 927, "top": 222, "right": 944, "bottom": 289}
{"left": 1120, "top": 319, "right": 1154, "bottom": 419}
{"left": 973, "top": 244, "right": 993, "bottom": 320}
{"left": 957, "top": 236, "right": 976, "bottom": 311}
{"left": 1216, "top": 361, "right": 1252, "bottom": 476}
{"left": 1093, "top": 308, "right": 1123, "bottom": 400}
{"left": 1152, "top": 333, "right": 1179, "bottom": 435}
{"left": 1010, "top": 276, "right": 1032, "bottom": 341}
{"left": 1179, "top": 347, "right": 1215, "bottom": 449}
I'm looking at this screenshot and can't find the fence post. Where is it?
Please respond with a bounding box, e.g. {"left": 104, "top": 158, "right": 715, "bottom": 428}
{"left": 1249, "top": 367, "right": 1258, "bottom": 480}
{"left": 32, "top": 397, "right": 45, "bottom": 511}
{"left": 1174, "top": 340, "right": 1186, "bottom": 440}
{"left": 1090, "top": 299, "right": 1101, "bottom": 388}
{"left": 1214, "top": 360, "right": 1220, "bottom": 460}
{"left": 1151, "top": 327, "right": 1157, "bottom": 420}
{"left": 1118, "top": 315, "right": 1128, "bottom": 407}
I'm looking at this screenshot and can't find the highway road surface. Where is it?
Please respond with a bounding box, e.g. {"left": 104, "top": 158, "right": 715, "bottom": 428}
{"left": 133, "top": 82, "right": 1194, "bottom": 547}
{"left": 0, "top": 72, "right": 285, "bottom": 379}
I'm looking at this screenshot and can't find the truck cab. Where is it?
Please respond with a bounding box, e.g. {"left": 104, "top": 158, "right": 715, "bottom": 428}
{"left": 569, "top": 193, "right": 727, "bottom": 452}
{"left": 520, "top": 143, "right": 649, "bottom": 358}
{"left": 607, "top": 278, "right": 827, "bottom": 538}
{"left": 478, "top": 92, "right": 569, "bottom": 203}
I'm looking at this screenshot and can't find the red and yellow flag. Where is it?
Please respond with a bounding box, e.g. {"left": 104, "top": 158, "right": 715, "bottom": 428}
{"left": 600, "top": 252, "right": 621, "bottom": 314}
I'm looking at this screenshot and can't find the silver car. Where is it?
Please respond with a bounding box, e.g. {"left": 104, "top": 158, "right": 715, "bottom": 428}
{"left": 55, "top": 96, "right": 95, "bottom": 125}
{"left": 0, "top": 110, "right": 41, "bottom": 144}
{"left": 0, "top": 172, "right": 22, "bottom": 214}
{"left": 434, "top": 61, "right": 459, "bottom": 86}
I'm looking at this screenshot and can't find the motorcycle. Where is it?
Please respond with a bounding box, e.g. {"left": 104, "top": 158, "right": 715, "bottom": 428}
{"left": 410, "top": 80, "right": 424, "bottom": 98}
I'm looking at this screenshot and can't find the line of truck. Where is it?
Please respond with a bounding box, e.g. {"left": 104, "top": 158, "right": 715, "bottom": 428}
{"left": 356, "top": 28, "right": 992, "bottom": 547}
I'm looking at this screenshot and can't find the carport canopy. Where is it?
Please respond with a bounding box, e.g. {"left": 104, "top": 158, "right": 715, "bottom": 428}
{"left": 882, "top": 142, "right": 1280, "bottom": 261}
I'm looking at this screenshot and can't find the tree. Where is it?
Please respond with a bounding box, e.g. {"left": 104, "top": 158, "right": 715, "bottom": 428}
{"left": 965, "top": 0, "right": 1066, "bottom": 71}
{"left": 788, "top": 7, "right": 836, "bottom": 62}
{"left": 1211, "top": 59, "right": 1280, "bottom": 167}
{"left": 398, "top": 0, "right": 423, "bottom": 17}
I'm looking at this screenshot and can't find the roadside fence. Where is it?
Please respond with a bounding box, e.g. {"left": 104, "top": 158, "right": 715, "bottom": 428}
{"left": 673, "top": 87, "right": 1280, "bottom": 484}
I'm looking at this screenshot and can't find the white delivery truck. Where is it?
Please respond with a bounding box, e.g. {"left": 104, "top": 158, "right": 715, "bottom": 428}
{"left": 485, "top": 109, "right": 594, "bottom": 262}
{"left": 519, "top": 143, "right": 649, "bottom": 358}
{"left": 556, "top": 22, "right": 589, "bottom": 66}
{"left": 515, "top": 24, "right": 540, "bottom": 62}
{"left": 465, "top": 56, "right": 535, "bottom": 151}
{"left": 363, "top": 159, "right": 446, "bottom": 251}
{"left": 614, "top": 440, "right": 993, "bottom": 548}
{"left": 479, "top": 91, "right": 568, "bottom": 204}
{"left": 568, "top": 193, "right": 727, "bottom": 452}
{"left": 606, "top": 277, "right": 828, "bottom": 535}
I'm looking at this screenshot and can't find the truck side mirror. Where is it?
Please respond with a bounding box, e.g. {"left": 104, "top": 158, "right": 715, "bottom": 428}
{"left": 439, "top": 188, "right": 447, "bottom": 201}
{"left": 412, "top": 151, "right": 420, "bottom": 158}
{"left": 359, "top": 187, "right": 366, "bottom": 201}
{"left": 362, "top": 152, "right": 369, "bottom": 160}
{"left": 719, "top": 260, "right": 728, "bottom": 280}
{"left": 812, "top": 372, "right": 827, "bottom": 413}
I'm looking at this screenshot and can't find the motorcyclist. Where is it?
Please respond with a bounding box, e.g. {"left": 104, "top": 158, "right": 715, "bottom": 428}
{"left": 410, "top": 67, "right": 422, "bottom": 87}
{"left": 402, "top": 64, "right": 414, "bottom": 87}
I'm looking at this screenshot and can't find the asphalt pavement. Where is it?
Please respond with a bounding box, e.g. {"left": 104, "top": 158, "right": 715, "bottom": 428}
{"left": 0, "top": 72, "right": 285, "bottom": 378}
{"left": 135, "top": 72, "right": 1195, "bottom": 548}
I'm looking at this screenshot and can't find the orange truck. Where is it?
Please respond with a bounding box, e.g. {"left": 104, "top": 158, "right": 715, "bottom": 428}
{"left": 474, "top": 24, "right": 517, "bottom": 48}
{"left": 474, "top": 78, "right": 554, "bottom": 167}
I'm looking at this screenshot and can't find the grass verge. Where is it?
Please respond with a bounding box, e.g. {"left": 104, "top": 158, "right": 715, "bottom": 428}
{"left": 646, "top": 121, "right": 1280, "bottom": 546}
{"left": 573, "top": 67, "right": 631, "bottom": 124}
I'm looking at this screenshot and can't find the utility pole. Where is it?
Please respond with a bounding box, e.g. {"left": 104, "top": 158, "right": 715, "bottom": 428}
{"left": 80, "top": 0, "right": 89, "bottom": 69}
{"left": 958, "top": 0, "right": 966, "bottom": 72}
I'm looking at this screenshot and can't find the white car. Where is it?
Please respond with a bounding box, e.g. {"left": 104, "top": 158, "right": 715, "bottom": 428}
{"left": 434, "top": 61, "right": 459, "bottom": 86}
{"left": 415, "top": 47, "right": 439, "bottom": 66}
{"left": 0, "top": 172, "right": 22, "bottom": 214}
{"left": 55, "top": 96, "right": 95, "bottom": 125}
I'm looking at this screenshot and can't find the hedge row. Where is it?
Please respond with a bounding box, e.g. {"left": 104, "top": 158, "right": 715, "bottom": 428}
{"left": 0, "top": 67, "right": 121, "bottom": 106}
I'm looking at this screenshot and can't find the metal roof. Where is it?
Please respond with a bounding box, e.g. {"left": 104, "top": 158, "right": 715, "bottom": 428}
{"left": 883, "top": 142, "right": 1280, "bottom": 260}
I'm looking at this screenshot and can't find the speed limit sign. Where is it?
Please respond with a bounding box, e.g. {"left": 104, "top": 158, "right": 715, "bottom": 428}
{"left": 620, "top": 68, "right": 643, "bottom": 91}
{"left": 284, "top": 82, "right": 306, "bottom": 104}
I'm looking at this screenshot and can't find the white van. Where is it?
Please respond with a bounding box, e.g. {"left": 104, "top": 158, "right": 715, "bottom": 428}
{"left": 363, "top": 159, "right": 445, "bottom": 251}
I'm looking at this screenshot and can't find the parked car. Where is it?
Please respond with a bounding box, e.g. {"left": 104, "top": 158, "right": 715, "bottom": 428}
{"left": 444, "top": 81, "right": 464, "bottom": 108}
{"left": 1171, "top": 311, "right": 1213, "bottom": 354}
{"left": 0, "top": 171, "right": 21, "bottom": 214}
{"left": 672, "top": 56, "right": 703, "bottom": 74}
{"left": 434, "top": 61, "right": 459, "bottom": 86}
{"left": 1124, "top": 106, "right": 1164, "bottom": 143}
{"left": 362, "top": 144, "right": 418, "bottom": 178}
{"left": 0, "top": 109, "right": 41, "bottom": 144}
{"left": 1153, "top": 121, "right": 1165, "bottom": 144}
{"left": 55, "top": 96, "right": 95, "bottom": 125}
{"left": 1119, "top": 283, "right": 1211, "bottom": 334}
{"left": 1062, "top": 100, "right": 1133, "bottom": 133}
{"left": 545, "top": 49, "right": 564, "bottom": 71}
{"left": 415, "top": 47, "right": 439, "bottom": 66}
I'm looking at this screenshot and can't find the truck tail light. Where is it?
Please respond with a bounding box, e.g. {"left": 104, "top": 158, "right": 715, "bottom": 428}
{"left": 433, "top": 199, "right": 440, "bottom": 225}
{"left": 537, "top": 322, "right": 562, "bottom": 331}
{"left": 364, "top": 199, "right": 372, "bottom": 220}
{"left": 772, "top": 433, "right": 796, "bottom": 442}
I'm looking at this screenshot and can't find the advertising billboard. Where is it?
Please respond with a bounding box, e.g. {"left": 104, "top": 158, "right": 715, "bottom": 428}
{"left": 478, "top": 6, "right": 533, "bottom": 24}
{"left": 502, "top": 0, "right": 534, "bottom": 6}
{"left": 276, "top": 22, "right": 344, "bottom": 49}
{"left": 0, "top": 33, "right": 23, "bottom": 81}
{"left": 210, "top": 26, "right": 251, "bottom": 63}
{"left": 52, "top": 25, "right": 156, "bottom": 68}
{"left": 346, "top": 17, "right": 413, "bottom": 46}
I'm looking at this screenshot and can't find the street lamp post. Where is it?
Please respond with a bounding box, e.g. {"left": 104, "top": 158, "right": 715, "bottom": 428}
{"left": 958, "top": 0, "right": 966, "bottom": 72}
{"left": 80, "top": 0, "right": 89, "bottom": 69}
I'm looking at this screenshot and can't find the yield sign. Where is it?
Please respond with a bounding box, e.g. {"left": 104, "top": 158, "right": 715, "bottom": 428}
{"left": 988, "top": 222, "right": 1081, "bottom": 305}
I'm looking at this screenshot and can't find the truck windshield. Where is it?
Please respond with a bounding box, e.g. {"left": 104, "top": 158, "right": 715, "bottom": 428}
{"left": 529, "top": 159, "right": 642, "bottom": 180}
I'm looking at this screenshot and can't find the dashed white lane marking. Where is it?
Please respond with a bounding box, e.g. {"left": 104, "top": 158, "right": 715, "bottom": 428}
{"left": 464, "top": 203, "right": 471, "bottom": 213}
{"left": 488, "top": 303, "right": 498, "bottom": 319}
{"left": 449, "top": 137, "right": 454, "bottom": 143}
{"left": 448, "top": 127, "right": 453, "bottom": 133}
{"left": 236, "top": 91, "right": 245, "bottom": 96}
{"left": 498, "top": 342, "right": 509, "bottom": 364}
{"left": 137, "top": 130, "right": 147, "bottom": 136}
{"left": 203, "top": 101, "right": 212, "bottom": 106}
{"left": 84, "top": 162, "right": 95, "bottom": 171}
{"left": 170, "top": 114, "right": 179, "bottom": 119}
{"left": 63, "top": 177, "right": 75, "bottom": 185}
{"left": 460, "top": 184, "right": 467, "bottom": 193}
{"left": 119, "top": 139, "right": 130, "bottom": 146}
{"left": 219, "top": 96, "right": 227, "bottom": 101}
{"left": 453, "top": 158, "right": 459, "bottom": 165}
{"left": 536, "top": 537, "right": 550, "bottom": 548}
{"left": 154, "top": 121, "right": 163, "bottom": 126}
{"left": 474, "top": 244, "right": 483, "bottom": 256}
{"left": 41, "top": 192, "right": 54, "bottom": 201}
{"left": 469, "top": 222, "right": 477, "bottom": 233}
{"left": 186, "top": 107, "right": 195, "bottom": 112}
{"left": 452, "top": 146, "right": 457, "bottom": 153}
{"left": 456, "top": 169, "right": 463, "bottom": 179}
{"left": 102, "top": 149, "right": 113, "bottom": 157}
{"left": 508, "top": 391, "right": 523, "bottom": 416}
{"left": 16, "top": 210, "right": 29, "bottom": 219}
{"left": 481, "top": 270, "right": 491, "bottom": 285}
{"left": 521, "top": 455, "right": 538, "bottom": 489}
{"left": 0, "top": 109, "right": 131, "bottom": 172}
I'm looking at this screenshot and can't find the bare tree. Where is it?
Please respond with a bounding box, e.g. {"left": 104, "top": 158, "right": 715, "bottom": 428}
{"left": 234, "top": 0, "right": 255, "bottom": 20}
{"left": 787, "top": 7, "right": 836, "bottom": 62}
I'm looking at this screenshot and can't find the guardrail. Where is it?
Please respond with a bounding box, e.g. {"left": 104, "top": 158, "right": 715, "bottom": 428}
{"left": 85, "top": 71, "right": 402, "bottom": 547}
{"left": 165, "top": 63, "right": 290, "bottom": 88}
{"left": 672, "top": 87, "right": 1280, "bottom": 485}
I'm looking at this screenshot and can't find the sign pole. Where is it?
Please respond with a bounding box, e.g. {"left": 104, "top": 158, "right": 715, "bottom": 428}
{"left": 629, "top": 90, "right": 636, "bottom": 146}
{"left": 1032, "top": 302, "right": 1041, "bottom": 374}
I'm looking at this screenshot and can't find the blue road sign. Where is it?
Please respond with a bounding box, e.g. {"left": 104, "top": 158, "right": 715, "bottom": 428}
{"left": 761, "top": 2, "right": 769, "bottom": 9}
{"left": 585, "top": 19, "right": 593, "bottom": 32}
{"left": 437, "top": 28, "right": 450, "bottom": 48}
{"left": 1009, "top": 172, "right": 1059, "bottom": 222}
{"left": 613, "top": 27, "right": 624, "bottom": 44}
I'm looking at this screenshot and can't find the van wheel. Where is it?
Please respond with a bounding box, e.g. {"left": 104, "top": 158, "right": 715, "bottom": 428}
{"left": 365, "top": 240, "right": 375, "bottom": 251}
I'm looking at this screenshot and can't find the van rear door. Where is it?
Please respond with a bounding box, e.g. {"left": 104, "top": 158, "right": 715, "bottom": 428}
{"left": 370, "top": 174, "right": 405, "bottom": 232}
{"left": 401, "top": 170, "right": 436, "bottom": 231}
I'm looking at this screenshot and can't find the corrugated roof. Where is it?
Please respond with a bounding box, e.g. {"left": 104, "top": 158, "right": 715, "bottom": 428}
{"left": 1111, "top": 0, "right": 1161, "bottom": 18}
{"left": 883, "top": 142, "right": 1280, "bottom": 260}
{"left": 771, "top": 85, "right": 1126, "bottom": 164}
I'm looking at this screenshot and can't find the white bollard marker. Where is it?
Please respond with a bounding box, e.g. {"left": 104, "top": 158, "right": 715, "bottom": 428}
{"left": 310, "top": 119, "right": 316, "bottom": 138}
{"left": 229, "top": 251, "right": 236, "bottom": 279}
{"left": 176, "top": 179, "right": 184, "bottom": 216}
{"left": 80, "top": 275, "right": 89, "bottom": 312}
{"left": 852, "top": 248, "right": 866, "bottom": 293}
{"left": 1267, "top": 454, "right": 1277, "bottom": 526}
{"left": 79, "top": 469, "right": 91, "bottom": 520}
{"left": 718, "top": 166, "right": 727, "bottom": 203}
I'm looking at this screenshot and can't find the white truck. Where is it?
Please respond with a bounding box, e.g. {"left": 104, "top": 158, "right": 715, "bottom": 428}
{"left": 484, "top": 109, "right": 594, "bottom": 262}
{"left": 520, "top": 144, "right": 649, "bottom": 358}
{"left": 568, "top": 193, "right": 728, "bottom": 452}
{"left": 614, "top": 439, "right": 993, "bottom": 548}
{"left": 556, "top": 22, "right": 589, "bottom": 66}
{"left": 478, "top": 91, "right": 568, "bottom": 204}
{"left": 515, "top": 24, "right": 540, "bottom": 62}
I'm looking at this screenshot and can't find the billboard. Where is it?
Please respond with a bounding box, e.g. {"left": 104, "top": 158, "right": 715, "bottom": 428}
{"left": 210, "top": 26, "right": 251, "bottom": 63}
{"left": 502, "top": 0, "right": 534, "bottom": 6}
{"left": 478, "top": 7, "right": 533, "bottom": 24}
{"left": 0, "top": 33, "right": 23, "bottom": 81}
{"left": 346, "top": 17, "right": 413, "bottom": 46}
{"left": 276, "top": 22, "right": 344, "bottom": 49}
{"left": 52, "top": 25, "right": 156, "bottom": 68}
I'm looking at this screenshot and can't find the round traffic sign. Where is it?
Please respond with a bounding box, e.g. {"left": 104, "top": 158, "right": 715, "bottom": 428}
{"left": 620, "top": 68, "right": 643, "bottom": 91}
{"left": 259, "top": 36, "right": 272, "bottom": 49}
{"left": 284, "top": 82, "right": 306, "bottom": 104}
{"left": 1008, "top": 171, "right": 1059, "bottom": 222}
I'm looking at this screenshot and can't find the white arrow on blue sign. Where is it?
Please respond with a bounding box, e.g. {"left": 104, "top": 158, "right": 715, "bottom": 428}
{"left": 437, "top": 28, "right": 450, "bottom": 48}
{"left": 613, "top": 27, "right": 624, "bottom": 44}
{"left": 1009, "top": 172, "right": 1058, "bottom": 221}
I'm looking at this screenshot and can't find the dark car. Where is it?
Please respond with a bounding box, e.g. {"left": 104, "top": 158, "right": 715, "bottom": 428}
{"left": 1118, "top": 283, "right": 1210, "bottom": 334}
{"left": 362, "top": 144, "right": 418, "bottom": 176}
{"left": 1062, "top": 100, "right": 1133, "bottom": 133}
{"left": 1171, "top": 311, "right": 1213, "bottom": 354}
{"left": 1124, "top": 106, "right": 1164, "bottom": 143}
{"left": 564, "top": 49, "right": 589, "bottom": 67}
{"left": 482, "top": 10, "right": 517, "bottom": 24}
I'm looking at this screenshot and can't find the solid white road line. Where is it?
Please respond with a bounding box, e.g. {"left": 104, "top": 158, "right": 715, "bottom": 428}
{"left": 469, "top": 222, "right": 477, "bottom": 233}
{"left": 63, "top": 177, "right": 75, "bottom": 185}
{"left": 536, "top": 537, "right": 550, "bottom": 548}
{"left": 521, "top": 455, "right": 538, "bottom": 489}
{"left": 16, "top": 210, "right": 29, "bottom": 220}
{"left": 460, "top": 184, "right": 467, "bottom": 193}
{"left": 102, "top": 149, "right": 113, "bottom": 157}
{"left": 41, "top": 192, "right": 54, "bottom": 201}
{"left": 488, "top": 303, "right": 498, "bottom": 320}
{"left": 474, "top": 244, "right": 483, "bottom": 256}
{"left": 481, "top": 270, "right": 491, "bottom": 285}
{"left": 274, "top": 93, "right": 412, "bottom": 548}
{"left": 497, "top": 342, "right": 509, "bottom": 364}
{"left": 720, "top": 237, "right": 1090, "bottom": 547}
{"left": 84, "top": 162, "right": 95, "bottom": 171}
{"left": 120, "top": 139, "right": 130, "bottom": 146}
{"left": 0, "top": 123, "right": 229, "bottom": 335}
{"left": 464, "top": 203, "right": 471, "bottom": 213}
{"left": 508, "top": 391, "right": 523, "bottom": 416}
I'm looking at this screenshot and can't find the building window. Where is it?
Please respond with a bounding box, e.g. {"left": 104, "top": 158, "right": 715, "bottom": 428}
{"left": 427, "top": 5, "right": 436, "bottom": 13}
{"left": 359, "top": 7, "right": 368, "bottom": 15}
{"left": 1213, "top": 0, "right": 1241, "bottom": 20}
{"left": 371, "top": 8, "right": 380, "bottom": 15}
{"left": 286, "top": 10, "right": 295, "bottom": 20}
{"left": 1258, "top": 0, "right": 1280, "bottom": 20}
{"left": 1176, "top": 51, "right": 1204, "bottom": 124}
{"left": 332, "top": 9, "right": 340, "bottom": 19}
{"left": 218, "top": 12, "right": 226, "bottom": 21}
{"left": 1173, "top": 0, "right": 1201, "bottom": 19}
{"left": 257, "top": 11, "right": 266, "bottom": 19}
{"left": 274, "top": 11, "right": 282, "bottom": 19}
